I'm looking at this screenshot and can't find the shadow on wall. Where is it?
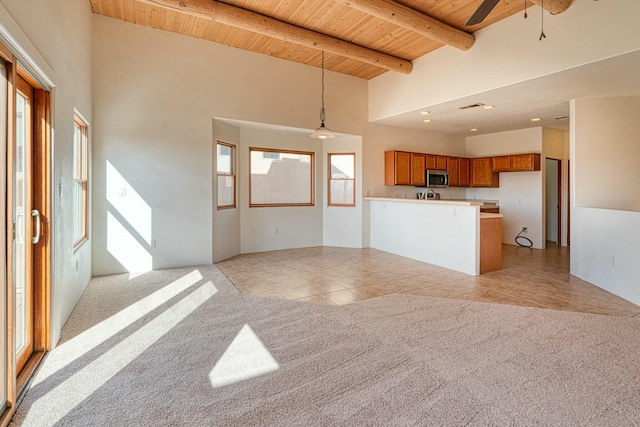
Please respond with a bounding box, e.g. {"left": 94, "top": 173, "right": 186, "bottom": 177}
{"left": 105, "top": 160, "right": 153, "bottom": 278}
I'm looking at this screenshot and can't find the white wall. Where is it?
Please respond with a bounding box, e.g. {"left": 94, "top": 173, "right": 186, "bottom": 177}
{"left": 323, "top": 136, "right": 364, "bottom": 248}
{"left": 573, "top": 97, "right": 640, "bottom": 211}
{"left": 570, "top": 96, "right": 640, "bottom": 304}
{"left": 466, "top": 128, "right": 544, "bottom": 248}
{"left": 92, "top": 15, "right": 368, "bottom": 274}
{"left": 0, "top": 0, "right": 93, "bottom": 346}
{"left": 369, "top": 0, "right": 640, "bottom": 120}
{"left": 572, "top": 207, "right": 640, "bottom": 306}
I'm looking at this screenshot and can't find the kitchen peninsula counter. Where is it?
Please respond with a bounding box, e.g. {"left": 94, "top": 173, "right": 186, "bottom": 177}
{"left": 365, "top": 197, "right": 502, "bottom": 275}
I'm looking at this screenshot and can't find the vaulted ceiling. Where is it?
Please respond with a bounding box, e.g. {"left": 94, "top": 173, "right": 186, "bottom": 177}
{"left": 89, "top": 0, "right": 572, "bottom": 80}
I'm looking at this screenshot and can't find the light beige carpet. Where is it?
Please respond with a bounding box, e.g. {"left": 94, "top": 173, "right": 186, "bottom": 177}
{"left": 10, "top": 264, "right": 640, "bottom": 426}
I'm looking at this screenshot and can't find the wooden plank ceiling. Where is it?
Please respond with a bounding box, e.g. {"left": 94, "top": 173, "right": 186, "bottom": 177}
{"left": 90, "top": 0, "right": 533, "bottom": 79}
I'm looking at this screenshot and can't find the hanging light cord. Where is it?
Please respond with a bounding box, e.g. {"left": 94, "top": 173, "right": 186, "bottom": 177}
{"left": 539, "top": 0, "right": 546, "bottom": 40}
{"left": 320, "top": 51, "right": 326, "bottom": 125}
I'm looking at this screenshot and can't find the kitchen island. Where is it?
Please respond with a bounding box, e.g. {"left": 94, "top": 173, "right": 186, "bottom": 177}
{"left": 365, "top": 197, "right": 502, "bottom": 275}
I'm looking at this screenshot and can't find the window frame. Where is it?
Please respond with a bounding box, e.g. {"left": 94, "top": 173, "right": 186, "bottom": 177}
{"left": 216, "top": 141, "right": 237, "bottom": 210}
{"left": 328, "top": 152, "right": 356, "bottom": 207}
{"left": 249, "top": 147, "right": 315, "bottom": 208}
{"left": 73, "top": 112, "right": 89, "bottom": 249}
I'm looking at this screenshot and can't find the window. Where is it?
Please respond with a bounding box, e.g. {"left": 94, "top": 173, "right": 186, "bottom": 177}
{"left": 73, "top": 113, "right": 89, "bottom": 247}
{"left": 328, "top": 153, "right": 356, "bottom": 207}
{"left": 249, "top": 147, "right": 314, "bottom": 207}
{"left": 216, "top": 141, "right": 236, "bottom": 209}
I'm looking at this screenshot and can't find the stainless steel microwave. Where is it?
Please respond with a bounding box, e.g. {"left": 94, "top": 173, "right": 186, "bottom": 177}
{"left": 425, "top": 169, "right": 449, "bottom": 188}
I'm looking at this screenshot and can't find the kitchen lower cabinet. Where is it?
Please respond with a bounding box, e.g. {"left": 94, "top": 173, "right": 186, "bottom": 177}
{"left": 480, "top": 216, "right": 503, "bottom": 274}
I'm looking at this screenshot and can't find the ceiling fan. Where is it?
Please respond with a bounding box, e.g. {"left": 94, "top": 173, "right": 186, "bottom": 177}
{"left": 465, "top": 0, "right": 502, "bottom": 26}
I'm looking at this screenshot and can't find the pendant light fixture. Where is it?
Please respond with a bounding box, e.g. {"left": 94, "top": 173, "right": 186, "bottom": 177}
{"left": 311, "top": 51, "right": 335, "bottom": 139}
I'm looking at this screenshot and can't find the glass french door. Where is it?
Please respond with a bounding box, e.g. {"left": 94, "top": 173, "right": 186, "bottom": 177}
{"left": 0, "top": 44, "right": 51, "bottom": 424}
{"left": 14, "top": 75, "right": 36, "bottom": 375}
{"left": 0, "top": 54, "right": 7, "bottom": 412}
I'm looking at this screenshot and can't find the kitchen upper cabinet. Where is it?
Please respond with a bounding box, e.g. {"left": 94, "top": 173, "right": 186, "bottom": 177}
{"left": 471, "top": 157, "right": 500, "bottom": 187}
{"left": 447, "top": 157, "right": 460, "bottom": 187}
{"left": 426, "top": 154, "right": 448, "bottom": 171}
{"left": 384, "top": 151, "right": 412, "bottom": 185}
{"left": 459, "top": 158, "right": 470, "bottom": 187}
{"left": 411, "top": 153, "right": 426, "bottom": 186}
{"left": 491, "top": 153, "right": 541, "bottom": 172}
{"left": 492, "top": 156, "right": 511, "bottom": 172}
{"left": 511, "top": 153, "right": 541, "bottom": 171}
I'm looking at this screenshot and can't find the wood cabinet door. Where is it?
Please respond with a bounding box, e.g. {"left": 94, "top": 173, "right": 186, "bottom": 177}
{"left": 471, "top": 157, "right": 499, "bottom": 187}
{"left": 492, "top": 156, "right": 511, "bottom": 172}
{"left": 447, "top": 157, "right": 459, "bottom": 187}
{"left": 512, "top": 153, "right": 541, "bottom": 171}
{"left": 436, "top": 156, "right": 448, "bottom": 171}
{"left": 426, "top": 154, "right": 436, "bottom": 170}
{"left": 411, "top": 153, "right": 426, "bottom": 186}
{"left": 394, "top": 151, "right": 412, "bottom": 185}
{"left": 459, "top": 158, "right": 470, "bottom": 187}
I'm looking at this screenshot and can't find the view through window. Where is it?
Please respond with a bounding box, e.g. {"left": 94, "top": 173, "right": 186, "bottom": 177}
{"left": 73, "top": 113, "right": 89, "bottom": 246}
{"left": 328, "top": 153, "right": 356, "bottom": 206}
{"left": 249, "top": 148, "right": 314, "bottom": 207}
{"left": 216, "top": 142, "right": 236, "bottom": 209}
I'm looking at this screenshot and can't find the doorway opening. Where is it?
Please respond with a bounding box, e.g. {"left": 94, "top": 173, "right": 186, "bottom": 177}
{"left": 545, "top": 158, "right": 562, "bottom": 247}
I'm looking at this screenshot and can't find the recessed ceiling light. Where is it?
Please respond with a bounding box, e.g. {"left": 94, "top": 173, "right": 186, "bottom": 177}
{"left": 423, "top": 119, "right": 432, "bottom": 123}
{"left": 420, "top": 111, "right": 431, "bottom": 115}
{"left": 470, "top": 128, "right": 478, "bottom": 132}
{"left": 531, "top": 117, "right": 541, "bottom": 122}
{"left": 482, "top": 105, "right": 494, "bottom": 109}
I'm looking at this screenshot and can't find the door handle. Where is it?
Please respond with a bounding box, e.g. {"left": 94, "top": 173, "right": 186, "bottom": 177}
{"left": 31, "top": 209, "right": 41, "bottom": 244}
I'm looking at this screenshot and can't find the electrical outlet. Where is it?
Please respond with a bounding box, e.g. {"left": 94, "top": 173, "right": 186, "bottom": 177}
{"left": 274, "top": 227, "right": 278, "bottom": 234}
{"left": 612, "top": 257, "right": 617, "bottom": 267}
{"left": 522, "top": 227, "right": 528, "bottom": 233}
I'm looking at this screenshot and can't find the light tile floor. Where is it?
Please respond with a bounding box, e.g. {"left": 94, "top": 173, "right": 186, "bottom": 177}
{"left": 216, "top": 243, "right": 640, "bottom": 317}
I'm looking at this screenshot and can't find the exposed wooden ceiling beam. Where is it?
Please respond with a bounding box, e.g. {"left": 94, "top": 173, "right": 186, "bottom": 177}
{"left": 334, "top": 0, "right": 475, "bottom": 51}
{"left": 139, "top": 0, "right": 413, "bottom": 74}
{"left": 530, "top": 0, "right": 573, "bottom": 15}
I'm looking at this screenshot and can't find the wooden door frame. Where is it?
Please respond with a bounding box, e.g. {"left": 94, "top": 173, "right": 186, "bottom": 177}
{"left": 545, "top": 157, "right": 562, "bottom": 246}
{"left": 1, "top": 48, "right": 51, "bottom": 426}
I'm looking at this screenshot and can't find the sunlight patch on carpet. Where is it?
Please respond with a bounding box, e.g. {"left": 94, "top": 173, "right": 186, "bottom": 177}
{"left": 33, "top": 270, "right": 205, "bottom": 385}
{"left": 20, "top": 281, "right": 218, "bottom": 426}
{"left": 209, "top": 324, "right": 280, "bottom": 388}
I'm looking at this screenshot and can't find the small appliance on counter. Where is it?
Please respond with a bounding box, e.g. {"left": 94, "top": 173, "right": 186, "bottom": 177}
{"left": 426, "top": 189, "right": 440, "bottom": 200}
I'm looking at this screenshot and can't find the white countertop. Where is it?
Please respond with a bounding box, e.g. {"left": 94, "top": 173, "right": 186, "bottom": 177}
{"left": 480, "top": 213, "right": 504, "bottom": 219}
{"left": 365, "top": 197, "right": 485, "bottom": 206}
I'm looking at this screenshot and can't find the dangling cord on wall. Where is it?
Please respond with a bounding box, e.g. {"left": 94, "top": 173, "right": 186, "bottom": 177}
{"left": 524, "top": 0, "right": 528, "bottom": 18}
{"left": 515, "top": 229, "right": 533, "bottom": 248}
{"left": 539, "top": 0, "right": 547, "bottom": 40}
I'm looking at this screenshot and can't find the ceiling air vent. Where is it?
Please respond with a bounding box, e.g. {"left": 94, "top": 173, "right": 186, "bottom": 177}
{"left": 458, "top": 102, "right": 485, "bottom": 110}
{"left": 554, "top": 116, "right": 569, "bottom": 121}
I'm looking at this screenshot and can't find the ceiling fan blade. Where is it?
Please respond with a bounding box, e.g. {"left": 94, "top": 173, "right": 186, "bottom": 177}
{"left": 465, "top": 0, "right": 501, "bottom": 26}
